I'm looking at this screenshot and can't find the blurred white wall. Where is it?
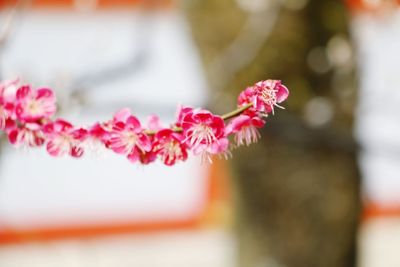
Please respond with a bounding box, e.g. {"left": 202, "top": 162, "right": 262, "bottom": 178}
{"left": 353, "top": 9, "right": 400, "bottom": 210}
{"left": 352, "top": 7, "right": 400, "bottom": 267}
{"left": 0, "top": 8, "right": 210, "bottom": 233}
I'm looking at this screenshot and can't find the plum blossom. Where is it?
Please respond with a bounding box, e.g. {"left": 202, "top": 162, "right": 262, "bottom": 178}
{"left": 175, "top": 105, "right": 193, "bottom": 127}
{"left": 0, "top": 78, "right": 289, "bottom": 166}
{"left": 0, "top": 78, "right": 19, "bottom": 102}
{"left": 131, "top": 115, "right": 165, "bottom": 165}
{"left": 81, "top": 122, "right": 113, "bottom": 158}
{"left": 147, "top": 114, "right": 163, "bottom": 132}
{"left": 226, "top": 115, "right": 265, "bottom": 146}
{"left": 8, "top": 122, "right": 45, "bottom": 147}
{"left": 238, "top": 79, "right": 289, "bottom": 115}
{"left": 152, "top": 129, "right": 188, "bottom": 166}
{"left": 89, "top": 122, "right": 113, "bottom": 145}
{"left": 43, "top": 119, "right": 88, "bottom": 157}
{"left": 181, "top": 109, "right": 229, "bottom": 161}
{"left": 0, "top": 79, "right": 19, "bottom": 130}
{"left": 0, "top": 99, "right": 13, "bottom": 131}
{"left": 15, "top": 85, "right": 56, "bottom": 122}
{"left": 107, "top": 109, "right": 152, "bottom": 163}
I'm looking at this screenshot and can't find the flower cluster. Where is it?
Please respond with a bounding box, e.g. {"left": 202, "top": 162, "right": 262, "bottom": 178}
{"left": 0, "top": 79, "right": 289, "bottom": 165}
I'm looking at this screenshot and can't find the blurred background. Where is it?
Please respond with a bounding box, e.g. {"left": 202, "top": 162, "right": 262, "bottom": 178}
{"left": 0, "top": 0, "right": 399, "bottom": 266}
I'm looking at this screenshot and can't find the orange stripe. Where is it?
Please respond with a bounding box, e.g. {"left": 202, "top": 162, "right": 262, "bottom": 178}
{"left": 0, "top": 218, "right": 199, "bottom": 244}
{"left": 0, "top": 162, "right": 229, "bottom": 245}
{"left": 345, "top": 0, "right": 400, "bottom": 13}
{"left": 363, "top": 202, "right": 400, "bottom": 221}
{"left": 0, "top": 0, "right": 174, "bottom": 9}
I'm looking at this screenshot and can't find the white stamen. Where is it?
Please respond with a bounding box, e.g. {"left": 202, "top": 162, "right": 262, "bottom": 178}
{"left": 260, "top": 86, "right": 285, "bottom": 115}
{"left": 184, "top": 123, "right": 218, "bottom": 150}
{"left": 159, "top": 141, "right": 183, "bottom": 164}
{"left": 235, "top": 126, "right": 260, "bottom": 146}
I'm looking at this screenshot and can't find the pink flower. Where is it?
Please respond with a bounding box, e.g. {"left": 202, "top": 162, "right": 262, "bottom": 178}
{"left": 107, "top": 109, "right": 152, "bottom": 163}
{"left": 8, "top": 122, "right": 45, "bottom": 147}
{"left": 1, "top": 117, "right": 16, "bottom": 133}
{"left": 87, "top": 109, "right": 130, "bottom": 148}
{"left": 89, "top": 122, "right": 112, "bottom": 144}
{"left": 175, "top": 105, "right": 194, "bottom": 127}
{"left": 15, "top": 85, "right": 56, "bottom": 122}
{"left": 0, "top": 79, "right": 19, "bottom": 130}
{"left": 237, "top": 86, "right": 255, "bottom": 107}
{"left": 181, "top": 109, "right": 229, "bottom": 160}
{"left": 126, "top": 115, "right": 164, "bottom": 165}
{"left": 147, "top": 114, "right": 162, "bottom": 131}
{"left": 226, "top": 115, "right": 265, "bottom": 146}
{"left": 0, "top": 78, "right": 19, "bottom": 103}
{"left": 0, "top": 100, "right": 14, "bottom": 131}
{"left": 0, "top": 77, "right": 289, "bottom": 165}
{"left": 152, "top": 129, "right": 188, "bottom": 166}
{"left": 137, "top": 150, "right": 158, "bottom": 165}
{"left": 43, "top": 119, "right": 88, "bottom": 157}
{"left": 238, "top": 80, "right": 289, "bottom": 115}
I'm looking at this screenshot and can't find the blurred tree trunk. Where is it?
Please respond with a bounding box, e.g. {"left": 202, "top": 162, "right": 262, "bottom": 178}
{"left": 184, "top": 1, "right": 361, "bottom": 267}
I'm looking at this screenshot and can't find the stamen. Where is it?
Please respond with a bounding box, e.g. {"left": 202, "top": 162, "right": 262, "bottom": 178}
{"left": 259, "top": 86, "right": 285, "bottom": 115}
{"left": 186, "top": 123, "right": 217, "bottom": 148}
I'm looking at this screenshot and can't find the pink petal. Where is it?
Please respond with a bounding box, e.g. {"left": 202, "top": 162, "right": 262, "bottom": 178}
{"left": 0, "top": 78, "right": 19, "bottom": 93}
{"left": 8, "top": 129, "right": 19, "bottom": 145}
{"left": 16, "top": 85, "right": 31, "bottom": 100}
{"left": 225, "top": 115, "right": 249, "bottom": 135}
{"left": 175, "top": 105, "right": 193, "bottom": 126}
{"left": 193, "top": 110, "right": 213, "bottom": 122}
{"left": 0, "top": 108, "right": 7, "bottom": 130}
{"left": 108, "top": 135, "right": 130, "bottom": 154}
{"left": 71, "top": 128, "right": 88, "bottom": 141}
{"left": 209, "top": 138, "right": 229, "bottom": 154}
{"left": 126, "top": 116, "right": 141, "bottom": 131}
{"left": 147, "top": 114, "right": 162, "bottom": 131}
{"left": 155, "top": 128, "right": 173, "bottom": 140}
{"left": 54, "top": 119, "right": 73, "bottom": 132}
{"left": 36, "top": 88, "right": 54, "bottom": 100}
{"left": 90, "top": 123, "right": 110, "bottom": 141}
{"left": 139, "top": 150, "right": 157, "bottom": 165}
{"left": 138, "top": 133, "right": 152, "bottom": 152}
{"left": 192, "top": 143, "right": 207, "bottom": 155}
{"left": 276, "top": 83, "right": 289, "bottom": 103}
{"left": 251, "top": 116, "right": 265, "bottom": 128}
{"left": 127, "top": 147, "right": 140, "bottom": 163}
{"left": 34, "top": 135, "right": 45, "bottom": 146}
{"left": 70, "top": 146, "right": 84, "bottom": 158}
{"left": 114, "top": 108, "right": 131, "bottom": 122}
{"left": 46, "top": 140, "right": 65, "bottom": 157}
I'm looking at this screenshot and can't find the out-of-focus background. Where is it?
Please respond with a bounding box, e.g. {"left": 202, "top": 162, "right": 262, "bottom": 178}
{"left": 0, "top": 0, "right": 399, "bottom": 266}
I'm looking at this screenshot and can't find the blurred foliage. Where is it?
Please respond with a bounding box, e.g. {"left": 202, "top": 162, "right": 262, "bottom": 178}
{"left": 184, "top": 0, "right": 361, "bottom": 266}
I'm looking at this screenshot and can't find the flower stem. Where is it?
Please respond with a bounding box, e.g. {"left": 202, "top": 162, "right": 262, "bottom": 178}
{"left": 144, "top": 103, "right": 253, "bottom": 135}
{"left": 221, "top": 103, "right": 253, "bottom": 120}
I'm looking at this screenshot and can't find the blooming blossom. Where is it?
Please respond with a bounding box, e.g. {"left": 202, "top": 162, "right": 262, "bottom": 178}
{"left": 152, "top": 129, "right": 188, "bottom": 166}
{"left": 226, "top": 115, "right": 265, "bottom": 146}
{"left": 0, "top": 78, "right": 19, "bottom": 102}
{"left": 89, "top": 122, "right": 112, "bottom": 144}
{"left": 107, "top": 109, "right": 152, "bottom": 163}
{"left": 8, "top": 122, "right": 45, "bottom": 147}
{"left": 15, "top": 85, "right": 56, "bottom": 122}
{"left": 0, "top": 78, "right": 289, "bottom": 166}
{"left": 175, "top": 105, "right": 193, "bottom": 127}
{"left": 181, "top": 109, "right": 229, "bottom": 160}
{"left": 238, "top": 80, "right": 289, "bottom": 115}
{"left": 147, "top": 114, "right": 163, "bottom": 132}
{"left": 0, "top": 79, "right": 19, "bottom": 130}
{"left": 0, "top": 100, "right": 13, "bottom": 131}
{"left": 43, "top": 119, "right": 88, "bottom": 157}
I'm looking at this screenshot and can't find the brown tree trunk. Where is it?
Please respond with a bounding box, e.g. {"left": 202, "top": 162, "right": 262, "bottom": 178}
{"left": 185, "top": 0, "right": 361, "bottom": 266}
